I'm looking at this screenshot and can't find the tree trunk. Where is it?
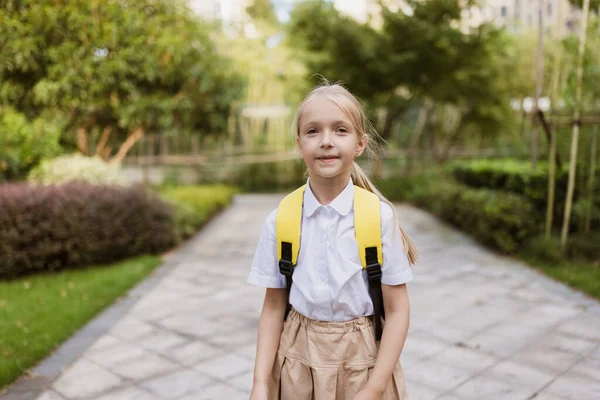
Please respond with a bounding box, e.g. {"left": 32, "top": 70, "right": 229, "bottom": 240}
{"left": 545, "top": 0, "right": 565, "bottom": 237}
{"left": 531, "top": 0, "right": 545, "bottom": 172}
{"left": 77, "top": 127, "right": 89, "bottom": 155}
{"left": 584, "top": 127, "right": 598, "bottom": 233}
{"left": 110, "top": 127, "right": 145, "bottom": 164}
{"left": 95, "top": 126, "right": 113, "bottom": 159}
{"left": 561, "top": 0, "right": 591, "bottom": 248}
{"left": 406, "top": 99, "right": 432, "bottom": 174}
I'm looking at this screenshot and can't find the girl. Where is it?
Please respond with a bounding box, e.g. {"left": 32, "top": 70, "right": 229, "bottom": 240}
{"left": 247, "top": 82, "right": 417, "bottom": 400}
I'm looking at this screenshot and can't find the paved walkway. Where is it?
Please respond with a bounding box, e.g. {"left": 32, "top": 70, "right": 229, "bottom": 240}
{"left": 5, "top": 194, "right": 600, "bottom": 400}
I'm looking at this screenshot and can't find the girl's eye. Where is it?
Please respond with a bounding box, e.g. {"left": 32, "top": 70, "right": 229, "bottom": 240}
{"left": 336, "top": 127, "right": 348, "bottom": 133}
{"left": 307, "top": 129, "right": 317, "bottom": 134}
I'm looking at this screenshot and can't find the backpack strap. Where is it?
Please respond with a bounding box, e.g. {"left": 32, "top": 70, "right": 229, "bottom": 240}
{"left": 354, "top": 186, "right": 385, "bottom": 341}
{"left": 275, "top": 184, "right": 305, "bottom": 320}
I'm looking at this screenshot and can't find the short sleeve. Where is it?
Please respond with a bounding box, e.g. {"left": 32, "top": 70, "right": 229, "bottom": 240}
{"left": 247, "top": 208, "right": 287, "bottom": 288}
{"left": 380, "top": 202, "right": 413, "bottom": 286}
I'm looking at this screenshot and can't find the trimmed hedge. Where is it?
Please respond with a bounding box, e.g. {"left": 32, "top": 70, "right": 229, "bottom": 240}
{"left": 379, "top": 175, "right": 538, "bottom": 253}
{"left": 158, "top": 185, "right": 238, "bottom": 243}
{"left": 0, "top": 182, "right": 176, "bottom": 278}
{"left": 450, "top": 159, "right": 600, "bottom": 231}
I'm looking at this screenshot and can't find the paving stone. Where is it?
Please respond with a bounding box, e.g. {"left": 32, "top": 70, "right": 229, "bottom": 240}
{"left": 428, "top": 345, "right": 498, "bottom": 374}
{"left": 480, "top": 360, "right": 555, "bottom": 390}
{"left": 557, "top": 313, "right": 600, "bottom": 342}
{"left": 85, "top": 335, "right": 121, "bottom": 353}
{"left": 464, "top": 331, "right": 530, "bottom": 358}
{"left": 36, "top": 390, "right": 66, "bottom": 400}
{"left": 451, "top": 375, "right": 538, "bottom": 399}
{"left": 169, "top": 341, "right": 227, "bottom": 367}
{"left": 229, "top": 370, "right": 254, "bottom": 393}
{"left": 53, "top": 360, "right": 122, "bottom": 399}
{"left": 84, "top": 341, "right": 147, "bottom": 368}
{"left": 109, "top": 353, "right": 180, "bottom": 381}
{"left": 109, "top": 317, "right": 156, "bottom": 341}
{"left": 541, "top": 371, "right": 600, "bottom": 400}
{"left": 135, "top": 329, "right": 189, "bottom": 354}
{"left": 512, "top": 344, "right": 581, "bottom": 374}
{"left": 187, "top": 382, "right": 249, "bottom": 400}
{"left": 194, "top": 353, "right": 255, "bottom": 381}
{"left": 404, "top": 358, "right": 472, "bottom": 392}
{"left": 140, "top": 369, "right": 213, "bottom": 399}
{"left": 91, "top": 385, "right": 161, "bottom": 400}
{"left": 404, "top": 379, "right": 443, "bottom": 399}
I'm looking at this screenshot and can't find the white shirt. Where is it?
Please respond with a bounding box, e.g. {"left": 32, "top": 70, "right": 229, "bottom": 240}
{"left": 247, "top": 178, "right": 413, "bottom": 322}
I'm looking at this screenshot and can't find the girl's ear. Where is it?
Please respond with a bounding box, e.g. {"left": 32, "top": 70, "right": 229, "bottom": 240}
{"left": 355, "top": 134, "right": 368, "bottom": 157}
{"left": 296, "top": 135, "right": 303, "bottom": 154}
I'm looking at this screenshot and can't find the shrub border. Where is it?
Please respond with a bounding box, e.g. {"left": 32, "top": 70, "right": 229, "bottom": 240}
{"left": 0, "top": 197, "right": 237, "bottom": 399}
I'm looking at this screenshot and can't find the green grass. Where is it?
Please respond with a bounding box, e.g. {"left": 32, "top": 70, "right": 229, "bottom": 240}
{"left": 522, "top": 256, "right": 600, "bottom": 300}
{"left": 0, "top": 255, "right": 161, "bottom": 390}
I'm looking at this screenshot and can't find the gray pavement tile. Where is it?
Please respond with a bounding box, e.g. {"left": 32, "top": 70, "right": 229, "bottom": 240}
{"left": 404, "top": 380, "right": 443, "bottom": 400}
{"left": 84, "top": 341, "right": 147, "bottom": 368}
{"left": 451, "top": 375, "right": 538, "bottom": 399}
{"left": 404, "top": 358, "right": 473, "bottom": 392}
{"left": 194, "top": 353, "right": 254, "bottom": 381}
{"left": 36, "top": 390, "right": 66, "bottom": 400}
{"left": 109, "top": 353, "right": 180, "bottom": 381}
{"left": 557, "top": 313, "right": 600, "bottom": 342}
{"left": 541, "top": 371, "right": 600, "bottom": 400}
{"left": 168, "top": 341, "right": 227, "bottom": 367}
{"left": 480, "top": 360, "right": 556, "bottom": 390}
{"left": 108, "top": 317, "right": 156, "bottom": 342}
{"left": 53, "top": 359, "right": 123, "bottom": 399}
{"left": 229, "top": 370, "right": 254, "bottom": 393}
{"left": 428, "top": 345, "right": 498, "bottom": 374}
{"left": 463, "top": 331, "right": 530, "bottom": 359}
{"left": 512, "top": 344, "right": 583, "bottom": 374}
{"left": 188, "top": 383, "right": 249, "bottom": 400}
{"left": 140, "top": 369, "right": 214, "bottom": 399}
{"left": 91, "top": 385, "right": 161, "bottom": 400}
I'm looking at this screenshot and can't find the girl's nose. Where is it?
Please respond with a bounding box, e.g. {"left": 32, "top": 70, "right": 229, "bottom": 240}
{"left": 320, "top": 130, "right": 333, "bottom": 148}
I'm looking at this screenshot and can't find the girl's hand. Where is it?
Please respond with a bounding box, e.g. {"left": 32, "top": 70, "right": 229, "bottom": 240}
{"left": 249, "top": 381, "right": 269, "bottom": 400}
{"left": 353, "top": 384, "right": 384, "bottom": 400}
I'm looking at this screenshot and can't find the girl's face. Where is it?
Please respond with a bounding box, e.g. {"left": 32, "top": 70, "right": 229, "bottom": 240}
{"left": 296, "top": 97, "right": 367, "bottom": 182}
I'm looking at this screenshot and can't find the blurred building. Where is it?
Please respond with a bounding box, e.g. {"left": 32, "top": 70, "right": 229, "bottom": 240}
{"left": 188, "top": 0, "right": 250, "bottom": 24}
{"left": 475, "top": 0, "right": 581, "bottom": 34}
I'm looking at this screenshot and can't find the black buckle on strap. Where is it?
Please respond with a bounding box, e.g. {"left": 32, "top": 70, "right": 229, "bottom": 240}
{"left": 366, "top": 263, "right": 382, "bottom": 280}
{"left": 279, "top": 259, "right": 293, "bottom": 277}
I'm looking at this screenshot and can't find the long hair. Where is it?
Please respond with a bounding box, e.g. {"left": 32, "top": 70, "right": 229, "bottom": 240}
{"left": 293, "top": 80, "right": 418, "bottom": 265}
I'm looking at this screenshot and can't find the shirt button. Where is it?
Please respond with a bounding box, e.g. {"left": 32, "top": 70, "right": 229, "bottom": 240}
{"left": 324, "top": 310, "right": 332, "bottom": 317}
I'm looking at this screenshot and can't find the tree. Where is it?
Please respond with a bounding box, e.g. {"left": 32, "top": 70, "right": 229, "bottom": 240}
{"left": 561, "top": 0, "right": 592, "bottom": 248}
{"left": 288, "top": 0, "right": 516, "bottom": 173}
{"left": 0, "top": 0, "right": 244, "bottom": 162}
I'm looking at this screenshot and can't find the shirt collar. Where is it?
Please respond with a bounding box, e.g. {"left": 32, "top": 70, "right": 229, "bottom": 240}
{"left": 304, "top": 177, "right": 354, "bottom": 218}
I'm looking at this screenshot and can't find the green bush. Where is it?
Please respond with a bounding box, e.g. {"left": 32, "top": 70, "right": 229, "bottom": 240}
{"left": 0, "top": 182, "right": 175, "bottom": 279}
{"left": 449, "top": 159, "right": 600, "bottom": 231}
{"left": 28, "top": 154, "right": 126, "bottom": 185}
{"left": 231, "top": 160, "right": 307, "bottom": 192}
{"left": 158, "top": 185, "right": 238, "bottom": 243}
{"left": 566, "top": 232, "right": 600, "bottom": 263}
{"left": 0, "top": 108, "right": 63, "bottom": 182}
{"left": 521, "top": 235, "right": 566, "bottom": 264}
{"left": 379, "top": 174, "right": 538, "bottom": 253}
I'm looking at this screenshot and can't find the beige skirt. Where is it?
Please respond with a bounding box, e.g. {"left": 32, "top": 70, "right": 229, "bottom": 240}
{"left": 269, "top": 308, "right": 408, "bottom": 400}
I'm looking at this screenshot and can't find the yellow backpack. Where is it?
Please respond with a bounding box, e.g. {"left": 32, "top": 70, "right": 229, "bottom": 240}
{"left": 275, "top": 184, "right": 386, "bottom": 339}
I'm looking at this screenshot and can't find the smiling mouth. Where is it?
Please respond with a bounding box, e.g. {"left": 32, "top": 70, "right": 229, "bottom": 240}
{"left": 317, "top": 156, "right": 339, "bottom": 161}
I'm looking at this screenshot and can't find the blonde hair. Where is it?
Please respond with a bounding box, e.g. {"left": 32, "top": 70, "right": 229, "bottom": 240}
{"left": 293, "top": 80, "right": 418, "bottom": 265}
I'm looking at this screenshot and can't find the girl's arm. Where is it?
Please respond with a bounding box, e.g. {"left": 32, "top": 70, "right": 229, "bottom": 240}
{"left": 250, "top": 287, "right": 287, "bottom": 394}
{"left": 361, "top": 283, "right": 410, "bottom": 397}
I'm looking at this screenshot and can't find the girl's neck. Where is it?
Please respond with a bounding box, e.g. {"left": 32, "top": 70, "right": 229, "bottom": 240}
{"left": 308, "top": 172, "right": 352, "bottom": 206}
